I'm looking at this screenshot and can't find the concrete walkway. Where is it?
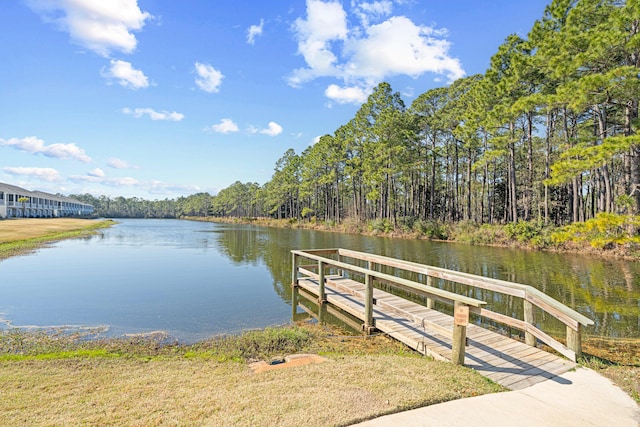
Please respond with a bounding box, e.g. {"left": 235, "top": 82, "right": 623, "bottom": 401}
{"left": 354, "top": 367, "right": 640, "bottom": 427}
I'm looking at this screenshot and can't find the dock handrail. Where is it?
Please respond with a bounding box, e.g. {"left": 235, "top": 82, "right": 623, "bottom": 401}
{"left": 292, "top": 248, "right": 594, "bottom": 363}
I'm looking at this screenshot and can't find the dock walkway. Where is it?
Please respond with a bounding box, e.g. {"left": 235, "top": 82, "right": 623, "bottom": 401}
{"left": 291, "top": 249, "right": 593, "bottom": 390}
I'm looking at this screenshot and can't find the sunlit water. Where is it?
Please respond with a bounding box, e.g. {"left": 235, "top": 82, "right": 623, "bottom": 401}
{"left": 0, "top": 218, "right": 638, "bottom": 342}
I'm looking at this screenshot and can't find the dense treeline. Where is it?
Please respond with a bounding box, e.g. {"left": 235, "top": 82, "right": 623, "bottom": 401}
{"left": 76, "top": 1, "right": 639, "bottom": 230}
{"left": 213, "top": 0, "right": 640, "bottom": 226}
{"left": 70, "top": 193, "right": 214, "bottom": 218}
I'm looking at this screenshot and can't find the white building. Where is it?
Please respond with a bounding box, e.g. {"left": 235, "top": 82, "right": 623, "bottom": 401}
{"left": 0, "top": 182, "right": 94, "bottom": 219}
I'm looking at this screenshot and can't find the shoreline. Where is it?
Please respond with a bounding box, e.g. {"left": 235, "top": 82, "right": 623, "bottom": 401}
{"left": 184, "top": 215, "right": 640, "bottom": 261}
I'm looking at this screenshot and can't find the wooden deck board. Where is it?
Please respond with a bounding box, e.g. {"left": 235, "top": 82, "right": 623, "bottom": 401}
{"left": 296, "top": 276, "right": 575, "bottom": 390}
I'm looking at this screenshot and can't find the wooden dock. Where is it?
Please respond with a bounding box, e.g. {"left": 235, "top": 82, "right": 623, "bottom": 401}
{"left": 291, "top": 249, "right": 593, "bottom": 391}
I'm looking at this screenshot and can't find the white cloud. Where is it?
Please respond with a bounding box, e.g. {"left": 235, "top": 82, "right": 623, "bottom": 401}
{"left": 290, "top": 0, "right": 348, "bottom": 87}
{"left": 289, "top": 0, "right": 465, "bottom": 99}
{"left": 26, "top": 0, "right": 152, "bottom": 56}
{"left": 194, "top": 62, "right": 224, "bottom": 93}
{"left": 325, "top": 84, "right": 369, "bottom": 104}
{"left": 122, "top": 107, "right": 184, "bottom": 121}
{"left": 3, "top": 166, "right": 61, "bottom": 182}
{"left": 107, "top": 157, "right": 135, "bottom": 169}
{"left": 260, "top": 122, "right": 283, "bottom": 136}
{"left": 88, "top": 168, "right": 105, "bottom": 177}
{"left": 247, "top": 122, "right": 284, "bottom": 136}
{"left": 247, "top": 19, "right": 264, "bottom": 45}
{"left": 1, "top": 136, "right": 91, "bottom": 163}
{"left": 206, "top": 118, "right": 239, "bottom": 134}
{"left": 102, "top": 60, "right": 149, "bottom": 89}
{"left": 344, "top": 16, "right": 465, "bottom": 81}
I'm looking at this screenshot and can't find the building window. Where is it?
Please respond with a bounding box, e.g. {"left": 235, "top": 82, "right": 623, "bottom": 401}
{"left": 0, "top": 191, "right": 3, "bottom": 200}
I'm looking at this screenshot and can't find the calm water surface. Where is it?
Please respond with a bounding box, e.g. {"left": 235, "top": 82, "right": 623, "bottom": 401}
{"left": 0, "top": 218, "right": 638, "bottom": 341}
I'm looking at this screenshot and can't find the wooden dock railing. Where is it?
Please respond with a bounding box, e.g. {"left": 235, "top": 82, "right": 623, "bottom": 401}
{"left": 291, "top": 248, "right": 594, "bottom": 364}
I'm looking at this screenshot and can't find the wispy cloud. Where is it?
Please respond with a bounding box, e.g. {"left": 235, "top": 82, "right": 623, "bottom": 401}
{"left": 107, "top": 157, "right": 136, "bottom": 169}
{"left": 194, "top": 62, "right": 224, "bottom": 93}
{"left": 247, "top": 19, "right": 264, "bottom": 45}
{"left": 71, "top": 173, "right": 139, "bottom": 187}
{"left": 1, "top": 136, "right": 91, "bottom": 163}
{"left": 71, "top": 171, "right": 200, "bottom": 196}
{"left": 205, "top": 118, "right": 239, "bottom": 134}
{"left": 26, "top": 0, "right": 152, "bottom": 57}
{"left": 102, "top": 60, "right": 149, "bottom": 90}
{"left": 123, "top": 107, "right": 184, "bottom": 121}
{"left": 3, "top": 166, "right": 62, "bottom": 182}
{"left": 88, "top": 168, "right": 105, "bottom": 177}
{"left": 147, "top": 180, "right": 201, "bottom": 195}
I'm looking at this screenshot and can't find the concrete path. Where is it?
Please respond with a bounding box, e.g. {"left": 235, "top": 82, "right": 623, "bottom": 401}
{"left": 353, "top": 367, "right": 640, "bottom": 427}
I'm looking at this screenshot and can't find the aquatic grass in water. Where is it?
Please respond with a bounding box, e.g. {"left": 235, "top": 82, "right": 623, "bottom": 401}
{"left": 0, "top": 325, "right": 315, "bottom": 362}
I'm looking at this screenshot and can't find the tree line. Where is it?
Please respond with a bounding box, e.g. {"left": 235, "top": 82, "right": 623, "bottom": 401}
{"left": 70, "top": 193, "right": 214, "bottom": 219}
{"left": 77, "top": 0, "right": 640, "bottom": 226}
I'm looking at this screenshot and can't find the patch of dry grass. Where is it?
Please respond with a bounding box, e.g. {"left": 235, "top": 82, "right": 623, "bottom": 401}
{"left": 0, "top": 356, "right": 500, "bottom": 426}
{"left": 0, "top": 324, "right": 504, "bottom": 426}
{"left": 0, "top": 218, "right": 114, "bottom": 259}
{"left": 0, "top": 218, "right": 109, "bottom": 243}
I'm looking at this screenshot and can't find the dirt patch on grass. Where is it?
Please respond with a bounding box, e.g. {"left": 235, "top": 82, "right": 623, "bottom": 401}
{"left": 249, "top": 353, "right": 329, "bottom": 373}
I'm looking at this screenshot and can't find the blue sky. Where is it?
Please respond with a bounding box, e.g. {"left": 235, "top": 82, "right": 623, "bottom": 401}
{"left": 1, "top": 0, "right": 550, "bottom": 200}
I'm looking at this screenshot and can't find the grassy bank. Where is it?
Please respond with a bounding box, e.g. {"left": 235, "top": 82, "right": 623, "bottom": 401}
{"left": 0, "top": 218, "right": 115, "bottom": 260}
{"left": 0, "top": 324, "right": 504, "bottom": 426}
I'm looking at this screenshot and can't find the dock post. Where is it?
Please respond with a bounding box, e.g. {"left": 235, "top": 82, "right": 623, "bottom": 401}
{"left": 523, "top": 299, "right": 536, "bottom": 347}
{"left": 426, "top": 276, "right": 434, "bottom": 309}
{"left": 291, "top": 253, "right": 297, "bottom": 287}
{"left": 566, "top": 324, "right": 582, "bottom": 361}
{"left": 291, "top": 283, "right": 299, "bottom": 320}
{"left": 318, "top": 260, "right": 326, "bottom": 304}
{"left": 291, "top": 253, "right": 299, "bottom": 320}
{"left": 452, "top": 301, "right": 468, "bottom": 365}
{"left": 364, "top": 261, "right": 374, "bottom": 333}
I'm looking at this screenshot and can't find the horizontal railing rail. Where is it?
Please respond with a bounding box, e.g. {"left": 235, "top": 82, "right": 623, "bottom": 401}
{"left": 292, "top": 248, "right": 593, "bottom": 363}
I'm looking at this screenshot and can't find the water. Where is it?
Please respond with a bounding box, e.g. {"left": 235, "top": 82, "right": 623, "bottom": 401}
{"left": 0, "top": 218, "right": 638, "bottom": 341}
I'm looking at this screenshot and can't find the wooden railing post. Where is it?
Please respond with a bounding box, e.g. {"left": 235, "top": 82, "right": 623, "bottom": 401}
{"left": 452, "top": 301, "right": 469, "bottom": 365}
{"left": 291, "top": 282, "right": 299, "bottom": 320}
{"left": 364, "top": 261, "right": 374, "bottom": 334}
{"left": 318, "top": 260, "right": 326, "bottom": 303}
{"left": 291, "top": 253, "right": 297, "bottom": 287}
{"left": 523, "top": 299, "right": 536, "bottom": 347}
{"left": 291, "top": 253, "right": 299, "bottom": 320}
{"left": 567, "top": 324, "right": 582, "bottom": 360}
{"left": 426, "top": 276, "right": 434, "bottom": 309}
